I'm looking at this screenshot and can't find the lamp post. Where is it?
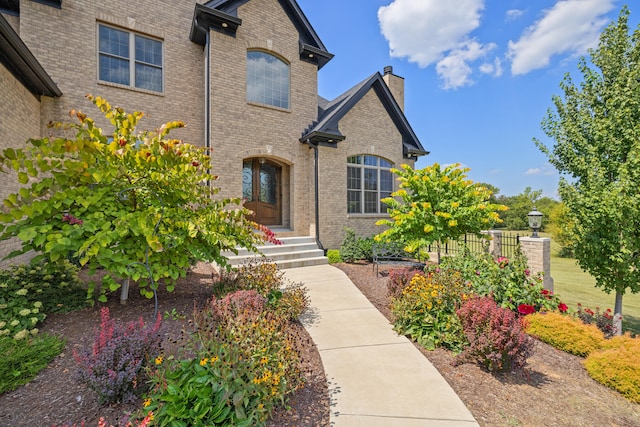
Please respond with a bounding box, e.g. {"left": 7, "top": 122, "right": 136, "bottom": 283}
{"left": 527, "top": 206, "right": 543, "bottom": 238}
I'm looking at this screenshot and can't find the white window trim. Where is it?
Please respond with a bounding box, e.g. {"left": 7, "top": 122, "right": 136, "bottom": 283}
{"left": 97, "top": 23, "right": 164, "bottom": 93}
{"left": 347, "top": 155, "right": 394, "bottom": 215}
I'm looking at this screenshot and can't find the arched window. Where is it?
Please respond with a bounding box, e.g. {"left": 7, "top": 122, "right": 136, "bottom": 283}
{"left": 347, "top": 155, "right": 394, "bottom": 214}
{"left": 246, "top": 51, "right": 290, "bottom": 109}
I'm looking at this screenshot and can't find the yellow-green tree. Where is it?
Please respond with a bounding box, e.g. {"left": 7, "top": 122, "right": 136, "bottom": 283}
{"left": 375, "top": 163, "right": 507, "bottom": 261}
{"left": 0, "top": 96, "right": 271, "bottom": 302}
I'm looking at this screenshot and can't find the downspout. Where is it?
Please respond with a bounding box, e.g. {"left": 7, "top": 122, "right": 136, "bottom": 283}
{"left": 204, "top": 29, "right": 210, "bottom": 154}
{"left": 307, "top": 140, "right": 324, "bottom": 252}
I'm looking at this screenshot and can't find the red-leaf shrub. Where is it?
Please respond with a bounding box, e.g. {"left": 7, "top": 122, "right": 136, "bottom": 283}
{"left": 456, "top": 296, "right": 533, "bottom": 372}
{"left": 73, "top": 307, "right": 162, "bottom": 404}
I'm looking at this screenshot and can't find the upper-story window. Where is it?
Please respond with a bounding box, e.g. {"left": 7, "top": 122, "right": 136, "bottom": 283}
{"left": 98, "top": 24, "right": 163, "bottom": 93}
{"left": 246, "top": 51, "right": 290, "bottom": 109}
{"left": 347, "top": 155, "right": 394, "bottom": 214}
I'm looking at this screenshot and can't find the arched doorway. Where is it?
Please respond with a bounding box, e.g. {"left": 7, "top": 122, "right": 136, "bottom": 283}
{"left": 242, "top": 158, "right": 282, "bottom": 225}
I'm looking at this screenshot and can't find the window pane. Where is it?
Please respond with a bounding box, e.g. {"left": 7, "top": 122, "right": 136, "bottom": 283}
{"left": 364, "top": 191, "right": 378, "bottom": 213}
{"left": 135, "top": 63, "right": 162, "bottom": 92}
{"left": 347, "top": 166, "right": 361, "bottom": 190}
{"left": 247, "top": 51, "right": 290, "bottom": 109}
{"left": 242, "top": 161, "right": 253, "bottom": 201}
{"left": 135, "top": 35, "right": 162, "bottom": 66}
{"left": 99, "top": 25, "right": 129, "bottom": 58}
{"left": 347, "top": 190, "right": 361, "bottom": 214}
{"left": 347, "top": 156, "right": 361, "bottom": 164}
{"left": 380, "top": 158, "right": 393, "bottom": 168}
{"left": 380, "top": 170, "right": 393, "bottom": 192}
{"left": 99, "top": 55, "right": 129, "bottom": 85}
{"left": 364, "top": 168, "right": 377, "bottom": 191}
{"left": 363, "top": 156, "right": 377, "bottom": 166}
{"left": 259, "top": 163, "right": 277, "bottom": 205}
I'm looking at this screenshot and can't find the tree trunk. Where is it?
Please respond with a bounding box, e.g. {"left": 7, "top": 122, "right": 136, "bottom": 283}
{"left": 436, "top": 241, "right": 442, "bottom": 264}
{"left": 120, "top": 278, "right": 130, "bottom": 305}
{"left": 614, "top": 291, "right": 623, "bottom": 336}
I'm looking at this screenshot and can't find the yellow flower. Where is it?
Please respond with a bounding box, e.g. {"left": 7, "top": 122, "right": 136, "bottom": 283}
{"left": 143, "top": 398, "right": 151, "bottom": 407}
{"left": 210, "top": 356, "right": 219, "bottom": 365}
{"left": 155, "top": 355, "right": 163, "bottom": 365}
{"left": 200, "top": 358, "right": 209, "bottom": 366}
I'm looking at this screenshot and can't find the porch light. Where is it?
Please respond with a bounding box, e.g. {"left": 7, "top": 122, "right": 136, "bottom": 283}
{"left": 527, "top": 207, "right": 543, "bottom": 238}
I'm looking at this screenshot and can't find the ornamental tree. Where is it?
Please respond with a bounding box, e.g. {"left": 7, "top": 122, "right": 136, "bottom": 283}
{"left": 375, "top": 163, "right": 507, "bottom": 261}
{"left": 0, "top": 96, "right": 272, "bottom": 302}
{"left": 535, "top": 6, "right": 640, "bottom": 334}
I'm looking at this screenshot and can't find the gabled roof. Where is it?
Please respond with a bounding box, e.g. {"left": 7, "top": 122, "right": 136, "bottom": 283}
{"left": 0, "top": 14, "right": 61, "bottom": 98}
{"left": 301, "top": 72, "right": 428, "bottom": 158}
{"left": 191, "top": 0, "right": 333, "bottom": 69}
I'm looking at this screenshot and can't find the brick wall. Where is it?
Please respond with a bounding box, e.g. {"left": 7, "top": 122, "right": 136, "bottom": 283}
{"left": 18, "top": 0, "right": 205, "bottom": 143}
{"left": 208, "top": 0, "right": 318, "bottom": 234}
{"left": 0, "top": 64, "right": 42, "bottom": 265}
{"left": 318, "top": 88, "right": 415, "bottom": 249}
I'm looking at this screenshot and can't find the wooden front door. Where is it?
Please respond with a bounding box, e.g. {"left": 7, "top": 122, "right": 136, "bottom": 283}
{"left": 242, "top": 158, "right": 281, "bottom": 225}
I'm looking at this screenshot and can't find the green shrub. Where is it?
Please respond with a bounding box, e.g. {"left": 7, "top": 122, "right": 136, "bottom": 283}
{"left": 327, "top": 249, "right": 342, "bottom": 264}
{"left": 0, "top": 333, "right": 65, "bottom": 394}
{"left": 443, "top": 248, "right": 565, "bottom": 313}
{"left": 339, "top": 228, "right": 374, "bottom": 263}
{"left": 143, "top": 290, "right": 303, "bottom": 426}
{"left": 216, "top": 259, "right": 308, "bottom": 320}
{"left": 584, "top": 335, "right": 640, "bottom": 403}
{"left": 0, "top": 261, "right": 88, "bottom": 340}
{"left": 391, "top": 267, "right": 471, "bottom": 352}
{"left": 456, "top": 296, "right": 533, "bottom": 372}
{"left": 525, "top": 312, "right": 605, "bottom": 357}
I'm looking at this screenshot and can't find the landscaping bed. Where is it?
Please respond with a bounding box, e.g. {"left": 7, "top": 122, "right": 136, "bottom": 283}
{"left": 1, "top": 261, "right": 639, "bottom": 426}
{"left": 336, "top": 261, "right": 640, "bottom": 427}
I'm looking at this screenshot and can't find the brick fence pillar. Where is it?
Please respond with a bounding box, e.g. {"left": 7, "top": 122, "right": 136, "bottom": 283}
{"left": 519, "top": 237, "right": 554, "bottom": 292}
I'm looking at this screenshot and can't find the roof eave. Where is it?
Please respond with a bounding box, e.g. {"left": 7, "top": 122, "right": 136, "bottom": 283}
{"left": 190, "top": 3, "right": 242, "bottom": 45}
{"left": 0, "top": 15, "right": 61, "bottom": 97}
{"left": 300, "top": 42, "right": 334, "bottom": 70}
{"left": 300, "top": 131, "right": 345, "bottom": 146}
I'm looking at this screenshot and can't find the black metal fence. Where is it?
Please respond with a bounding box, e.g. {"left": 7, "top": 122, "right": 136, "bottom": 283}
{"left": 427, "top": 232, "right": 523, "bottom": 259}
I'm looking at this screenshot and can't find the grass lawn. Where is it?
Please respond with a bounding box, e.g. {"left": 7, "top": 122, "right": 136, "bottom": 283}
{"left": 502, "top": 230, "right": 640, "bottom": 335}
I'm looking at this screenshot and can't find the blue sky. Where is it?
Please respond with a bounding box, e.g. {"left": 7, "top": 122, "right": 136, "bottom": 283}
{"left": 296, "top": 0, "right": 640, "bottom": 198}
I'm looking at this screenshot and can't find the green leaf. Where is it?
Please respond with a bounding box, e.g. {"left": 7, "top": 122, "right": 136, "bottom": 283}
{"left": 17, "top": 172, "right": 29, "bottom": 184}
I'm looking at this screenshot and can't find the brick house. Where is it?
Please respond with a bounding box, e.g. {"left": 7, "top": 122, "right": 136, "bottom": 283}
{"left": 0, "top": 0, "right": 427, "bottom": 263}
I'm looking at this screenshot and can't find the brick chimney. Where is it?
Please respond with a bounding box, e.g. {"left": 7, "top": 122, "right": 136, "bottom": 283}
{"left": 382, "top": 65, "right": 404, "bottom": 112}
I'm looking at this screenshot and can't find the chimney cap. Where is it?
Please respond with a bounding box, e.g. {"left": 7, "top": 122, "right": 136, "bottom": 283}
{"left": 383, "top": 65, "right": 393, "bottom": 75}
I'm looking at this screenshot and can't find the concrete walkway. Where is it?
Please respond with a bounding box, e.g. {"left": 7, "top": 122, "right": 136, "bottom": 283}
{"left": 283, "top": 264, "right": 479, "bottom": 427}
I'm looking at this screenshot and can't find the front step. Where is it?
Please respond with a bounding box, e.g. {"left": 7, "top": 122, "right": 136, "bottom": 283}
{"left": 221, "top": 236, "right": 328, "bottom": 269}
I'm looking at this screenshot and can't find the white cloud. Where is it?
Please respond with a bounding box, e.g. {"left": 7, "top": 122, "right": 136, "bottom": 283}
{"left": 479, "top": 57, "right": 503, "bottom": 77}
{"left": 508, "top": 0, "right": 616, "bottom": 75}
{"left": 378, "top": 0, "right": 495, "bottom": 89}
{"left": 525, "top": 168, "right": 541, "bottom": 175}
{"left": 506, "top": 9, "right": 524, "bottom": 21}
{"left": 436, "top": 41, "right": 496, "bottom": 89}
{"left": 526, "top": 164, "right": 557, "bottom": 176}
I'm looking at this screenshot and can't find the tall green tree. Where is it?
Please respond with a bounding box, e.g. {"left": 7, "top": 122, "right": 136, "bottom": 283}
{"left": 535, "top": 6, "right": 640, "bottom": 333}
{"left": 375, "top": 163, "right": 507, "bottom": 261}
{"left": 0, "top": 96, "right": 271, "bottom": 302}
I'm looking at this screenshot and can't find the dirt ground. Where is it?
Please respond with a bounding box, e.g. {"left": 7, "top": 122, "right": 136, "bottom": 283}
{"left": 1, "top": 261, "right": 639, "bottom": 426}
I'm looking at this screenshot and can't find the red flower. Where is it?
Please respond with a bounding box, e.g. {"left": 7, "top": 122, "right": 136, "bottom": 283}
{"left": 558, "top": 303, "right": 568, "bottom": 313}
{"left": 517, "top": 304, "right": 535, "bottom": 315}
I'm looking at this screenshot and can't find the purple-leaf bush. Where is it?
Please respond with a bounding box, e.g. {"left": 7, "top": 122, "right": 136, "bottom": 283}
{"left": 73, "top": 307, "right": 162, "bottom": 404}
{"left": 455, "top": 296, "right": 533, "bottom": 372}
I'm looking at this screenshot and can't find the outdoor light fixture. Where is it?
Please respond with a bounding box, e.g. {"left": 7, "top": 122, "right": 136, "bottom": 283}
{"left": 527, "top": 206, "right": 543, "bottom": 238}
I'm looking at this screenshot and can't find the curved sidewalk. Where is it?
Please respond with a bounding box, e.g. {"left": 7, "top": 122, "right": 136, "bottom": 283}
{"left": 283, "top": 264, "right": 479, "bottom": 427}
